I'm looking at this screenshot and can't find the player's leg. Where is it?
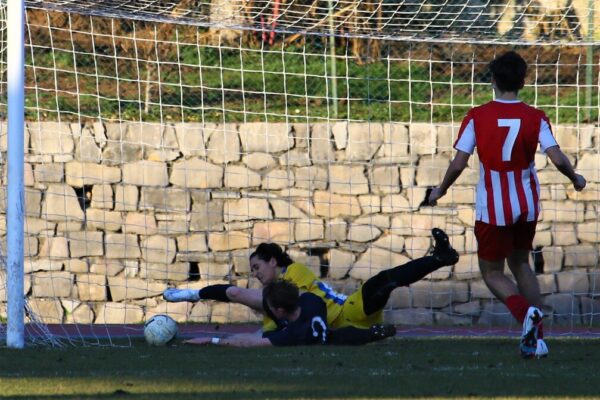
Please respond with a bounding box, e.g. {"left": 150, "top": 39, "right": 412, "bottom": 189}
{"left": 361, "top": 228, "right": 459, "bottom": 315}
{"left": 163, "top": 285, "right": 264, "bottom": 311}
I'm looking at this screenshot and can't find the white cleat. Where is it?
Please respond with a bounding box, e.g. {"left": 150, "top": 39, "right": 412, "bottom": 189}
{"left": 535, "top": 339, "right": 549, "bottom": 358}
{"left": 519, "top": 306, "right": 545, "bottom": 359}
{"left": 163, "top": 288, "right": 200, "bottom": 302}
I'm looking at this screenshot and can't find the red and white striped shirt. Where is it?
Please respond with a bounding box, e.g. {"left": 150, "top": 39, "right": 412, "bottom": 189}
{"left": 454, "top": 100, "right": 558, "bottom": 226}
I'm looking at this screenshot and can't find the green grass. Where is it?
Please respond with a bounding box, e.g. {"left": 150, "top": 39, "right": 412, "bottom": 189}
{"left": 23, "top": 43, "right": 599, "bottom": 124}
{"left": 1, "top": 338, "right": 600, "bottom": 399}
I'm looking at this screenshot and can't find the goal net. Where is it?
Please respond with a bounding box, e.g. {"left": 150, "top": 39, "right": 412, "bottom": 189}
{"left": 1, "top": 0, "right": 599, "bottom": 346}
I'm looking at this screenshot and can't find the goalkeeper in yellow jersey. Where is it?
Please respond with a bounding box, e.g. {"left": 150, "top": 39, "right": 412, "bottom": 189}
{"left": 165, "top": 228, "right": 458, "bottom": 337}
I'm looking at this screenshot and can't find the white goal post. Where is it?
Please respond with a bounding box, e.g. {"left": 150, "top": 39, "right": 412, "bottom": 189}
{"left": 1, "top": 0, "right": 599, "bottom": 348}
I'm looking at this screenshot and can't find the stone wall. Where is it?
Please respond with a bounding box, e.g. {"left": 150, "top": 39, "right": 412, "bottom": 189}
{"left": 0, "top": 121, "right": 598, "bottom": 327}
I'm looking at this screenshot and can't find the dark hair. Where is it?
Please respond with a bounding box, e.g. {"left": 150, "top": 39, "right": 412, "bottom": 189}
{"left": 263, "top": 279, "right": 300, "bottom": 313}
{"left": 489, "top": 51, "right": 527, "bottom": 93}
{"left": 250, "top": 242, "right": 294, "bottom": 267}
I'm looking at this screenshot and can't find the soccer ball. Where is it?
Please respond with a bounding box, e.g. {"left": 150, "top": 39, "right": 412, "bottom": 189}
{"left": 144, "top": 314, "right": 178, "bottom": 346}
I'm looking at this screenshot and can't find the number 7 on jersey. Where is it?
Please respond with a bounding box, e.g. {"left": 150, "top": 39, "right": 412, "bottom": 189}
{"left": 498, "top": 119, "right": 521, "bottom": 161}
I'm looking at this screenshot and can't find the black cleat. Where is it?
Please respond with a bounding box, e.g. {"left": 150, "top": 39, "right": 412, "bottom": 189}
{"left": 431, "top": 228, "right": 459, "bottom": 266}
{"left": 368, "top": 324, "right": 397, "bottom": 342}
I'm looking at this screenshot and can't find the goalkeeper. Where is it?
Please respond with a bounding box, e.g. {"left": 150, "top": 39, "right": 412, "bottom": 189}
{"left": 166, "top": 228, "right": 458, "bottom": 333}
{"left": 184, "top": 279, "right": 396, "bottom": 347}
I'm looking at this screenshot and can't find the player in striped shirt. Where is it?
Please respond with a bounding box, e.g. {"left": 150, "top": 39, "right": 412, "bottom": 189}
{"left": 428, "top": 51, "right": 586, "bottom": 358}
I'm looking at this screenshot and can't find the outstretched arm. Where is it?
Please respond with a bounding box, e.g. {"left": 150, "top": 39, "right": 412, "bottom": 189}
{"left": 184, "top": 331, "right": 272, "bottom": 347}
{"left": 545, "top": 146, "right": 586, "bottom": 191}
{"left": 428, "top": 150, "right": 471, "bottom": 205}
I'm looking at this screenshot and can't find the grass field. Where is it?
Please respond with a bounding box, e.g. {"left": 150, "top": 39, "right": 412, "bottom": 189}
{"left": 1, "top": 337, "right": 599, "bottom": 399}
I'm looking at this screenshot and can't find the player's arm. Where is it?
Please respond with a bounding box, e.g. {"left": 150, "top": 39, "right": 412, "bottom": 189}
{"left": 428, "top": 150, "right": 471, "bottom": 205}
{"left": 184, "top": 331, "right": 272, "bottom": 347}
{"left": 545, "top": 146, "right": 586, "bottom": 191}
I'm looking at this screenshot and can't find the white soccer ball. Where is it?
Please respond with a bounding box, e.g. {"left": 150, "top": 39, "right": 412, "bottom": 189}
{"left": 144, "top": 314, "right": 178, "bottom": 346}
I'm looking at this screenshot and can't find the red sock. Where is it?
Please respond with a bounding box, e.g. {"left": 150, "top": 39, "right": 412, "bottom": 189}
{"left": 505, "top": 294, "right": 530, "bottom": 324}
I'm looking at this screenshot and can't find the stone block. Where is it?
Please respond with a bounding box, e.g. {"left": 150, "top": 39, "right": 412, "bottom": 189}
{"left": 478, "top": 301, "right": 514, "bottom": 327}
{"left": 141, "top": 236, "right": 177, "bottom": 264}
{"left": 95, "top": 302, "right": 144, "bottom": 324}
{"left": 42, "top": 184, "right": 84, "bottom": 222}
{"left": 295, "top": 166, "right": 328, "bottom": 190}
{"left": 208, "top": 231, "right": 251, "bottom": 251}
{"left": 314, "top": 191, "right": 361, "bottom": 218}
{"left": 580, "top": 297, "right": 600, "bottom": 327}
{"left": 415, "top": 155, "right": 450, "bottom": 186}
{"left": 211, "top": 302, "right": 262, "bottom": 323}
{"left": 310, "top": 123, "right": 335, "bottom": 164}
{"left": 170, "top": 158, "right": 223, "bottom": 188}
{"left": 381, "top": 194, "right": 411, "bottom": 213}
{"left": 543, "top": 293, "right": 581, "bottom": 326}
{"left": 577, "top": 221, "right": 600, "bottom": 243}
{"left": 28, "top": 299, "right": 65, "bottom": 323}
{"left": 347, "top": 224, "right": 382, "bottom": 243}
{"left": 542, "top": 246, "right": 564, "bottom": 273}
{"left": 38, "top": 236, "right": 69, "bottom": 259}
{"left": 471, "top": 280, "right": 495, "bottom": 299}
{"left": 243, "top": 152, "right": 276, "bottom": 170}
{"left": 252, "top": 221, "right": 293, "bottom": 244}
{"left": 279, "top": 149, "right": 311, "bottom": 167}
{"left": 345, "top": 122, "right": 384, "bottom": 161}
{"left": 564, "top": 245, "right": 598, "bottom": 268}
{"left": 29, "top": 121, "right": 74, "bottom": 155}
{"left": 189, "top": 302, "right": 211, "bottom": 323}
{"left": 86, "top": 209, "right": 123, "bottom": 232}
{"left": 34, "top": 163, "right": 64, "bottom": 183}
{"left": 409, "top": 123, "right": 437, "bottom": 155}
{"left": 113, "top": 185, "right": 138, "bottom": 211}
{"left": 369, "top": 166, "right": 401, "bottom": 194}
{"left": 91, "top": 184, "right": 113, "bottom": 209}
{"left": 410, "top": 281, "right": 469, "bottom": 308}
{"left": 269, "top": 199, "right": 307, "bottom": 219}
{"left": 141, "top": 263, "right": 189, "bottom": 281}
{"left": 105, "top": 233, "right": 141, "bottom": 259}
{"left": 68, "top": 231, "right": 104, "bottom": 257}
{"left": 123, "top": 213, "right": 158, "bottom": 235}
{"left": 350, "top": 247, "right": 410, "bottom": 281}
{"left": 206, "top": 124, "right": 242, "bottom": 164}
{"left": 390, "top": 214, "right": 447, "bottom": 236}
{"left": 108, "top": 277, "right": 166, "bottom": 301}
{"left": 295, "top": 219, "right": 325, "bottom": 242}
{"left": 325, "top": 219, "right": 347, "bottom": 242}
{"left": 123, "top": 161, "right": 168, "bottom": 187}
{"left": 224, "top": 198, "right": 271, "bottom": 222}
{"left": 577, "top": 153, "right": 600, "bottom": 182}
{"left": 357, "top": 195, "right": 380, "bottom": 214}
{"left": 190, "top": 199, "right": 224, "bottom": 231}
{"left": 198, "top": 262, "right": 231, "bottom": 280}
{"left": 140, "top": 187, "right": 190, "bottom": 212}
{"left": 76, "top": 274, "right": 107, "bottom": 301}
{"left": 556, "top": 270, "right": 589, "bottom": 294}
{"left": 31, "top": 271, "right": 73, "bottom": 297}
{"left": 90, "top": 260, "right": 124, "bottom": 276}
{"left": 175, "top": 122, "right": 210, "bottom": 157}
{"left": 537, "top": 273, "right": 557, "bottom": 294}
{"left": 329, "top": 165, "right": 369, "bottom": 195}
{"left": 404, "top": 236, "right": 430, "bottom": 259}
{"left": 383, "top": 308, "right": 434, "bottom": 326}
{"left": 376, "top": 123, "right": 409, "bottom": 163}
{"left": 75, "top": 126, "right": 102, "bottom": 162}
{"left": 224, "top": 165, "right": 261, "bottom": 189}
{"left": 65, "top": 162, "right": 121, "bottom": 187}
{"left": 550, "top": 223, "right": 577, "bottom": 246}
{"left": 262, "top": 169, "right": 294, "bottom": 190}
{"left": 239, "top": 122, "right": 292, "bottom": 154}
{"left": 327, "top": 248, "right": 354, "bottom": 279}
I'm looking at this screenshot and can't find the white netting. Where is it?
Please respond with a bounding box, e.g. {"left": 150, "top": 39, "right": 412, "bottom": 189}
{"left": 0, "top": 1, "right": 599, "bottom": 346}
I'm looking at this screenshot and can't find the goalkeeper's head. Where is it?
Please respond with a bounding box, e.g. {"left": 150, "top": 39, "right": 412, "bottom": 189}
{"left": 489, "top": 51, "right": 527, "bottom": 93}
{"left": 250, "top": 243, "right": 295, "bottom": 285}
{"left": 263, "top": 279, "right": 300, "bottom": 320}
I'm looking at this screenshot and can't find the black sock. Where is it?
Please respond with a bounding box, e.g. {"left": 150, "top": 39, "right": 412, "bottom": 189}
{"left": 361, "top": 256, "right": 444, "bottom": 315}
{"left": 199, "top": 284, "right": 234, "bottom": 302}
